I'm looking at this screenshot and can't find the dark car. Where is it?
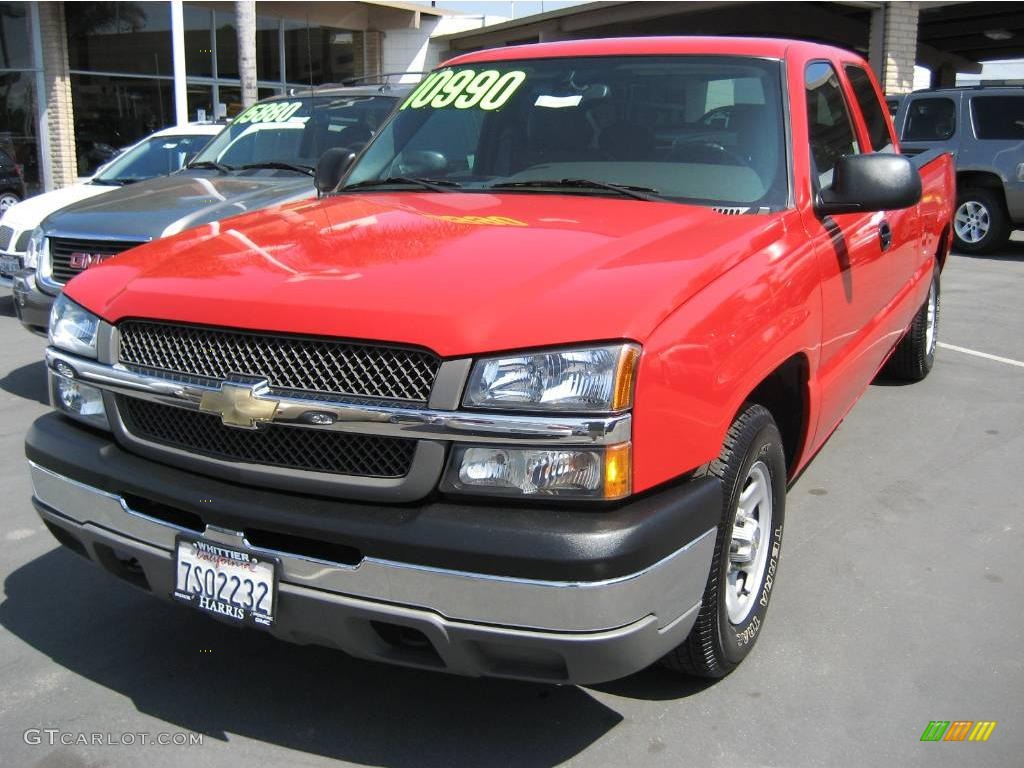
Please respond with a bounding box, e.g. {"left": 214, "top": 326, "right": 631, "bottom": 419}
{"left": 13, "top": 82, "right": 410, "bottom": 332}
{"left": 0, "top": 147, "right": 27, "bottom": 214}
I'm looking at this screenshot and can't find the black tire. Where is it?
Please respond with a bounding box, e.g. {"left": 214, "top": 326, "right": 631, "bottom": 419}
{"left": 883, "top": 267, "right": 939, "bottom": 382}
{"left": 954, "top": 188, "right": 1010, "bottom": 254}
{"left": 662, "top": 404, "right": 786, "bottom": 678}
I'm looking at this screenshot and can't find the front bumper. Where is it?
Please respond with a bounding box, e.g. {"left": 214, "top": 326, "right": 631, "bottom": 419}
{"left": 11, "top": 269, "right": 54, "bottom": 334}
{"left": 27, "top": 414, "right": 720, "bottom": 684}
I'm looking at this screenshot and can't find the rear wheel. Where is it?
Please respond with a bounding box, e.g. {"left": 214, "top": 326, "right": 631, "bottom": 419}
{"left": 883, "top": 267, "right": 939, "bottom": 382}
{"left": 954, "top": 188, "right": 1010, "bottom": 254}
{"left": 662, "top": 404, "right": 786, "bottom": 678}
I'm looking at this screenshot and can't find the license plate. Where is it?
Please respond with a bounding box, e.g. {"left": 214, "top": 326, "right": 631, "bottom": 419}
{"left": 173, "top": 536, "right": 277, "bottom": 627}
{"left": 0, "top": 255, "right": 20, "bottom": 275}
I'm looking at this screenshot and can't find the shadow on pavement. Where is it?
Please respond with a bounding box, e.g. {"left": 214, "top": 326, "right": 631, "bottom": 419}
{"left": 589, "top": 665, "right": 715, "bottom": 701}
{"left": 0, "top": 295, "right": 15, "bottom": 318}
{"left": 2, "top": 548, "right": 634, "bottom": 767}
{"left": 0, "top": 360, "right": 47, "bottom": 404}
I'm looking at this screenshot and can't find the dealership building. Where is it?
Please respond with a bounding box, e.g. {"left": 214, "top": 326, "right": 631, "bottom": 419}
{"left": 0, "top": 0, "right": 475, "bottom": 193}
{"left": 2, "top": 0, "right": 1022, "bottom": 196}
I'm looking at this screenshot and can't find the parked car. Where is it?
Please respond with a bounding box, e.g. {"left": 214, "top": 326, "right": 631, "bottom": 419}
{"left": 27, "top": 37, "right": 954, "bottom": 684}
{"left": 0, "top": 147, "right": 27, "bottom": 215}
{"left": 12, "top": 84, "right": 409, "bottom": 332}
{"left": 0, "top": 123, "right": 222, "bottom": 290}
{"left": 895, "top": 85, "right": 1024, "bottom": 252}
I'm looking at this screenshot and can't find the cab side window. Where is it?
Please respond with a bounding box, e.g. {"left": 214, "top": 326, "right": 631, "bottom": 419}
{"left": 845, "top": 65, "right": 894, "bottom": 152}
{"left": 806, "top": 62, "right": 860, "bottom": 188}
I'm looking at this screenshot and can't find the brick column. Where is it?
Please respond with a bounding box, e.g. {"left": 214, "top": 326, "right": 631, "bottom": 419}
{"left": 37, "top": 1, "right": 77, "bottom": 187}
{"left": 352, "top": 31, "right": 365, "bottom": 80}
{"left": 881, "top": 2, "right": 920, "bottom": 95}
{"left": 364, "top": 30, "right": 383, "bottom": 79}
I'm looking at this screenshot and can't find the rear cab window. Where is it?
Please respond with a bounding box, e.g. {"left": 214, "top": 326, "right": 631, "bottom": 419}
{"left": 805, "top": 61, "right": 860, "bottom": 189}
{"left": 902, "top": 97, "right": 957, "bottom": 141}
{"left": 970, "top": 95, "right": 1024, "bottom": 140}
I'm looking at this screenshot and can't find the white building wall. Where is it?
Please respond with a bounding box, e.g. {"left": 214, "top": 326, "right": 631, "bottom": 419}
{"left": 381, "top": 14, "right": 508, "bottom": 82}
{"left": 381, "top": 17, "right": 442, "bottom": 82}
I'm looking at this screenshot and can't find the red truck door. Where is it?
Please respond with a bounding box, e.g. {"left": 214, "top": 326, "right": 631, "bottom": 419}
{"left": 801, "top": 61, "right": 920, "bottom": 438}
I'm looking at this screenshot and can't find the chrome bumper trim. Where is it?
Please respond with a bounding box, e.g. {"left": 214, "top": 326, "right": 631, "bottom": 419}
{"left": 30, "top": 461, "right": 714, "bottom": 632}
{"left": 46, "top": 347, "right": 631, "bottom": 446}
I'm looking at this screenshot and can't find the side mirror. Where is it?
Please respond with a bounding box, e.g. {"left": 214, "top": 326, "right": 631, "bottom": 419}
{"left": 816, "top": 154, "right": 921, "bottom": 215}
{"left": 315, "top": 148, "right": 356, "bottom": 196}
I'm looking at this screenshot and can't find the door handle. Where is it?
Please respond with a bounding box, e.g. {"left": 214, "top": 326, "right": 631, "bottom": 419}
{"left": 878, "top": 220, "right": 892, "bottom": 251}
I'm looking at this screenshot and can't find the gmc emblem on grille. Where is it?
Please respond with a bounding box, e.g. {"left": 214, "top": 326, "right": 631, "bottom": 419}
{"left": 68, "top": 252, "right": 110, "bottom": 270}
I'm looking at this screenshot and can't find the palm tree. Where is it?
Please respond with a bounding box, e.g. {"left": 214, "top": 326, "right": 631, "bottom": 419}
{"left": 235, "top": 1, "right": 257, "bottom": 108}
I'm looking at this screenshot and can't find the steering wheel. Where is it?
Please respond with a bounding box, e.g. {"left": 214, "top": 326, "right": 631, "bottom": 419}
{"left": 699, "top": 106, "right": 734, "bottom": 129}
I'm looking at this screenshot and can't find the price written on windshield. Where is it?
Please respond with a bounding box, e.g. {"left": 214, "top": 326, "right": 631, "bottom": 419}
{"left": 233, "top": 101, "right": 304, "bottom": 124}
{"left": 402, "top": 69, "right": 527, "bottom": 111}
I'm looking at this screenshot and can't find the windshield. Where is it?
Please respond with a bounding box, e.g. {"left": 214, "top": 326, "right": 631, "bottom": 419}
{"left": 192, "top": 94, "right": 398, "bottom": 169}
{"left": 93, "top": 133, "right": 216, "bottom": 184}
{"left": 346, "top": 55, "right": 788, "bottom": 208}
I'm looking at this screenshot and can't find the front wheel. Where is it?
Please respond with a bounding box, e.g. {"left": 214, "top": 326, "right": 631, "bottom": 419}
{"left": 662, "top": 404, "right": 786, "bottom": 678}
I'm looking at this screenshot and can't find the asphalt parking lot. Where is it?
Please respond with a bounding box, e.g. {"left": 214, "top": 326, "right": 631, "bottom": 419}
{"left": 0, "top": 238, "right": 1021, "bottom": 768}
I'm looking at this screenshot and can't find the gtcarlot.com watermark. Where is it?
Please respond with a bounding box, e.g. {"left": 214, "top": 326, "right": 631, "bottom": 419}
{"left": 24, "top": 729, "right": 203, "bottom": 747}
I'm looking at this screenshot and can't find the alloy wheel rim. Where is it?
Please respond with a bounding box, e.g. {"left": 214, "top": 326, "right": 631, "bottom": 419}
{"left": 726, "top": 460, "right": 773, "bottom": 625}
{"left": 954, "top": 201, "right": 990, "bottom": 244}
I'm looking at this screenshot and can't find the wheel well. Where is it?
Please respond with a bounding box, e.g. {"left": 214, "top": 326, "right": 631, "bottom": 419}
{"left": 956, "top": 171, "right": 1007, "bottom": 206}
{"left": 936, "top": 224, "right": 951, "bottom": 270}
{"left": 744, "top": 354, "right": 809, "bottom": 476}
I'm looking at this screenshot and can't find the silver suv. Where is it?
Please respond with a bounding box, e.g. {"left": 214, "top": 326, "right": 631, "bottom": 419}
{"left": 895, "top": 86, "right": 1024, "bottom": 253}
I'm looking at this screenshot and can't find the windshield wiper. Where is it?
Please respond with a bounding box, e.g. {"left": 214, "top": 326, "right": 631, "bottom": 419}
{"left": 238, "top": 161, "right": 315, "bottom": 176}
{"left": 339, "top": 177, "right": 461, "bottom": 193}
{"left": 489, "top": 178, "right": 664, "bottom": 202}
{"left": 187, "top": 160, "right": 233, "bottom": 173}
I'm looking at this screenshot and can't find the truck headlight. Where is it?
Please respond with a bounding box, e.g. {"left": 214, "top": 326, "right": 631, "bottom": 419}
{"left": 464, "top": 343, "right": 640, "bottom": 412}
{"left": 442, "top": 443, "right": 631, "bottom": 500}
{"left": 24, "top": 227, "right": 44, "bottom": 269}
{"left": 49, "top": 294, "right": 99, "bottom": 359}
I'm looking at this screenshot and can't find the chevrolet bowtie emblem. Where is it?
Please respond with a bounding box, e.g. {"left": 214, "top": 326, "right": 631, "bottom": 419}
{"left": 199, "top": 380, "right": 278, "bottom": 429}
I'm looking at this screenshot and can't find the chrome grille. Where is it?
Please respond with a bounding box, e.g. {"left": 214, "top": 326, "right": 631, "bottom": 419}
{"left": 0, "top": 226, "right": 12, "bottom": 251}
{"left": 118, "top": 321, "right": 440, "bottom": 403}
{"left": 49, "top": 237, "right": 142, "bottom": 284}
{"left": 118, "top": 397, "right": 416, "bottom": 478}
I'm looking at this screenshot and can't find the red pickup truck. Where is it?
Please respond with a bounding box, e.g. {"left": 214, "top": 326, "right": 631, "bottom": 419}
{"left": 28, "top": 37, "right": 954, "bottom": 684}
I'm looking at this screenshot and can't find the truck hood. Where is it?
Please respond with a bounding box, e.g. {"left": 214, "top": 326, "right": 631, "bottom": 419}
{"left": 40, "top": 170, "right": 314, "bottom": 241}
{"left": 67, "top": 192, "right": 788, "bottom": 356}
